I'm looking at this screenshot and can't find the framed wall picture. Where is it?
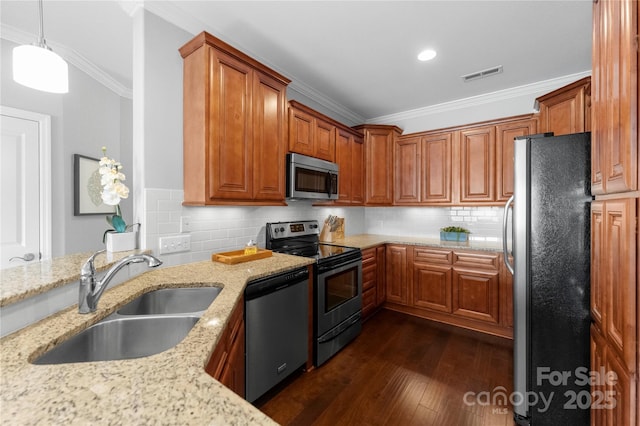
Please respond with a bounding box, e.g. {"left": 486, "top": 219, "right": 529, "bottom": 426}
{"left": 73, "top": 154, "right": 116, "bottom": 215}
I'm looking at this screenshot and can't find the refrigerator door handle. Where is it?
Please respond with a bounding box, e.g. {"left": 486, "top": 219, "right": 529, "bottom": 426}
{"left": 502, "top": 195, "right": 515, "bottom": 275}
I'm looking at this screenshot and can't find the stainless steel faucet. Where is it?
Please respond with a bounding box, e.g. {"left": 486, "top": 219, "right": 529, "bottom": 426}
{"left": 79, "top": 250, "right": 162, "bottom": 313}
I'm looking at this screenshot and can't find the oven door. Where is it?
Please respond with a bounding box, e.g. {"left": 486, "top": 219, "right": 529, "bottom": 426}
{"left": 316, "top": 256, "right": 362, "bottom": 337}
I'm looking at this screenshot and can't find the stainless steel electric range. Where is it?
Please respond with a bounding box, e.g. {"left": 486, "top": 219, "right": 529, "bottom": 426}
{"left": 266, "top": 220, "right": 363, "bottom": 366}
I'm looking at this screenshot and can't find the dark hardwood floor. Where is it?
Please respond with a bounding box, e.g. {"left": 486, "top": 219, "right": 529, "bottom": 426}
{"left": 256, "top": 309, "right": 514, "bottom": 426}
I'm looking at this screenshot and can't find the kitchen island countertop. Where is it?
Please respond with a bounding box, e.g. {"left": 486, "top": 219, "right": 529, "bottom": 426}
{"left": 0, "top": 254, "right": 314, "bottom": 425}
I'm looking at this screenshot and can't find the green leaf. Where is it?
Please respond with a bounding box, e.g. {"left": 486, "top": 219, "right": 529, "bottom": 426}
{"left": 111, "top": 215, "right": 127, "bottom": 233}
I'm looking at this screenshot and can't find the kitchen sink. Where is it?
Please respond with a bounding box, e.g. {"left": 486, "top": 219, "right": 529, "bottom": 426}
{"left": 32, "top": 315, "right": 200, "bottom": 365}
{"left": 117, "top": 286, "right": 222, "bottom": 315}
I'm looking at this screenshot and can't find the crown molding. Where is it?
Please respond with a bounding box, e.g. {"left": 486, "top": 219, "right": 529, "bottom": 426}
{"left": 143, "top": 2, "right": 365, "bottom": 125}
{"left": 1, "top": 25, "right": 132, "bottom": 99}
{"left": 366, "top": 71, "right": 591, "bottom": 124}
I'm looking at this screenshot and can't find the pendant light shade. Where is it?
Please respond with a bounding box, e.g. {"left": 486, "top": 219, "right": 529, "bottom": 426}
{"left": 12, "top": 0, "right": 69, "bottom": 94}
{"left": 13, "top": 45, "right": 68, "bottom": 93}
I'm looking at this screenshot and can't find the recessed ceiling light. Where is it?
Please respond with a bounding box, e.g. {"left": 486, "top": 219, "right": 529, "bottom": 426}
{"left": 417, "top": 49, "right": 437, "bottom": 62}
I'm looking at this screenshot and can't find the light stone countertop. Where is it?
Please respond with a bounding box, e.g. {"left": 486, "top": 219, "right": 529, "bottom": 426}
{"left": 0, "top": 253, "right": 314, "bottom": 426}
{"left": 323, "top": 234, "right": 504, "bottom": 252}
{"left": 0, "top": 250, "right": 151, "bottom": 307}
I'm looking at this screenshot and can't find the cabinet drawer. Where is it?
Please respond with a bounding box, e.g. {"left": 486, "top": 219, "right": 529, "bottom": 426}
{"left": 413, "top": 247, "right": 452, "bottom": 264}
{"left": 363, "top": 264, "right": 377, "bottom": 287}
{"left": 362, "top": 247, "right": 377, "bottom": 261}
{"left": 362, "top": 287, "right": 377, "bottom": 316}
{"left": 453, "top": 251, "right": 499, "bottom": 270}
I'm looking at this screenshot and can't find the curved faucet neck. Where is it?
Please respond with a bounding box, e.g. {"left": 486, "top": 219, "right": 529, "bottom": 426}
{"left": 78, "top": 251, "right": 162, "bottom": 314}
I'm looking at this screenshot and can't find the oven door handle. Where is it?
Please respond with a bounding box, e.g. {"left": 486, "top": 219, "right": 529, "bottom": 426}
{"left": 317, "top": 256, "right": 361, "bottom": 275}
{"left": 317, "top": 312, "right": 361, "bottom": 343}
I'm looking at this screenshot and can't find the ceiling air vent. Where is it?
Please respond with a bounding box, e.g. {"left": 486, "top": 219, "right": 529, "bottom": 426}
{"left": 462, "top": 65, "right": 503, "bottom": 82}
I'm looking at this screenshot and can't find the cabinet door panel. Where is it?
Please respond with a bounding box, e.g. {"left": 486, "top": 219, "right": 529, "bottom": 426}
{"left": 604, "top": 199, "right": 637, "bottom": 373}
{"left": 495, "top": 119, "right": 537, "bottom": 201}
{"left": 315, "top": 119, "right": 336, "bottom": 162}
{"left": 335, "top": 129, "right": 352, "bottom": 203}
{"left": 452, "top": 268, "right": 499, "bottom": 324}
{"left": 604, "top": 344, "right": 636, "bottom": 426}
{"left": 395, "top": 137, "right": 421, "bottom": 203}
{"left": 365, "top": 129, "right": 395, "bottom": 204}
{"left": 592, "top": 0, "right": 638, "bottom": 194}
{"left": 385, "top": 245, "right": 408, "bottom": 305}
{"left": 591, "top": 201, "right": 605, "bottom": 331}
{"left": 376, "top": 245, "right": 386, "bottom": 306}
{"left": 288, "top": 107, "right": 314, "bottom": 156}
{"left": 412, "top": 263, "right": 452, "bottom": 313}
{"left": 209, "top": 52, "right": 253, "bottom": 199}
{"left": 459, "top": 126, "right": 495, "bottom": 202}
{"left": 590, "top": 325, "right": 607, "bottom": 426}
{"left": 253, "top": 72, "right": 286, "bottom": 200}
{"left": 422, "top": 132, "right": 453, "bottom": 203}
{"left": 351, "top": 137, "right": 365, "bottom": 205}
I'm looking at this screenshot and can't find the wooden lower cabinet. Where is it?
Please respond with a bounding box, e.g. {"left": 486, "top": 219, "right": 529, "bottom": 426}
{"left": 590, "top": 198, "right": 638, "bottom": 425}
{"left": 591, "top": 324, "right": 637, "bottom": 426}
{"left": 452, "top": 268, "right": 499, "bottom": 324}
{"left": 383, "top": 244, "right": 512, "bottom": 338}
{"left": 205, "top": 300, "right": 245, "bottom": 398}
{"left": 412, "top": 262, "right": 452, "bottom": 313}
{"left": 362, "top": 245, "right": 386, "bottom": 320}
{"left": 385, "top": 244, "right": 409, "bottom": 305}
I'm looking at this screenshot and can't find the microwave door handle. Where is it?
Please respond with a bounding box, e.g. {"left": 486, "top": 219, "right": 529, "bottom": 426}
{"left": 326, "top": 172, "right": 331, "bottom": 198}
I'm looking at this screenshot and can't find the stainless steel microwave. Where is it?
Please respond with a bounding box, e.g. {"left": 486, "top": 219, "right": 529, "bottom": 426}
{"left": 286, "top": 153, "right": 339, "bottom": 200}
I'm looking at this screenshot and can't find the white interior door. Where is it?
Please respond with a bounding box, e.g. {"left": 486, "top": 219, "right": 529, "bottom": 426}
{"left": 1, "top": 108, "right": 51, "bottom": 269}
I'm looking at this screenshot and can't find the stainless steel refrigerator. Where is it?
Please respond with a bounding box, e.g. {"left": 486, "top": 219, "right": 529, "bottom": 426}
{"left": 503, "top": 132, "right": 591, "bottom": 425}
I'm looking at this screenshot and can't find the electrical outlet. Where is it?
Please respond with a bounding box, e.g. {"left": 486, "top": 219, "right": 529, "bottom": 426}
{"left": 180, "top": 216, "right": 191, "bottom": 233}
{"left": 158, "top": 235, "right": 191, "bottom": 254}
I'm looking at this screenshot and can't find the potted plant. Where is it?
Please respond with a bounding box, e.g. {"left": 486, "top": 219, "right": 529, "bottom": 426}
{"left": 440, "top": 226, "right": 471, "bottom": 242}
{"left": 99, "top": 147, "right": 138, "bottom": 252}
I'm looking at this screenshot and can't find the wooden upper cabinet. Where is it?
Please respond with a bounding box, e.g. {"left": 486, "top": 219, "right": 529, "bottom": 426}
{"left": 315, "top": 118, "right": 336, "bottom": 162}
{"left": 208, "top": 51, "right": 253, "bottom": 200}
{"left": 591, "top": 0, "right": 638, "bottom": 195}
{"left": 180, "top": 32, "right": 290, "bottom": 205}
{"left": 394, "top": 136, "right": 421, "bottom": 204}
{"left": 288, "top": 101, "right": 336, "bottom": 162}
{"left": 351, "top": 136, "right": 365, "bottom": 205}
{"left": 459, "top": 125, "right": 496, "bottom": 203}
{"left": 495, "top": 118, "right": 537, "bottom": 201}
{"left": 253, "top": 71, "right": 288, "bottom": 201}
{"left": 288, "top": 106, "right": 315, "bottom": 157}
{"left": 422, "top": 132, "right": 453, "bottom": 204}
{"left": 355, "top": 124, "right": 402, "bottom": 205}
{"left": 334, "top": 127, "right": 365, "bottom": 205}
{"left": 536, "top": 76, "right": 591, "bottom": 136}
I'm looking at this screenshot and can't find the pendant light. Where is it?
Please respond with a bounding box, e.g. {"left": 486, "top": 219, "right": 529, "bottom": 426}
{"left": 12, "top": 0, "right": 69, "bottom": 93}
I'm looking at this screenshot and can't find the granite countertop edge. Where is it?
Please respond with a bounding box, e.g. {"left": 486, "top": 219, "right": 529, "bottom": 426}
{"left": 323, "top": 234, "right": 503, "bottom": 252}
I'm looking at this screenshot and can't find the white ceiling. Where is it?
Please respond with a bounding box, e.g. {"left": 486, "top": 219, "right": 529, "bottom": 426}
{"left": 1, "top": 0, "right": 592, "bottom": 123}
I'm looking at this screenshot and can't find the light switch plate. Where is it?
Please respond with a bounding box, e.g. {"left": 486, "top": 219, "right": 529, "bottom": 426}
{"left": 180, "top": 216, "right": 191, "bottom": 233}
{"left": 158, "top": 235, "right": 191, "bottom": 254}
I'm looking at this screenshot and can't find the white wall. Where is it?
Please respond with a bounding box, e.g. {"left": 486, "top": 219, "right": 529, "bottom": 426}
{"left": 0, "top": 38, "right": 132, "bottom": 256}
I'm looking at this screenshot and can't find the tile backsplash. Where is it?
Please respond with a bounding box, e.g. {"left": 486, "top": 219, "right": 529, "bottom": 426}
{"left": 144, "top": 189, "right": 504, "bottom": 266}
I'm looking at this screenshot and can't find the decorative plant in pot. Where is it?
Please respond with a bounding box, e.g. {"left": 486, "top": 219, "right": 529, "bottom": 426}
{"left": 100, "top": 147, "right": 138, "bottom": 252}
{"left": 440, "top": 226, "right": 471, "bottom": 242}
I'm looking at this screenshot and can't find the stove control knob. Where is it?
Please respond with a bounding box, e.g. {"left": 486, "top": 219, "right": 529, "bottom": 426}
{"left": 279, "top": 227, "right": 285, "bottom": 233}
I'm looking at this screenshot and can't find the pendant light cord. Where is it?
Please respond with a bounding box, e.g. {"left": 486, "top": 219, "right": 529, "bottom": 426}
{"left": 37, "top": 0, "right": 48, "bottom": 49}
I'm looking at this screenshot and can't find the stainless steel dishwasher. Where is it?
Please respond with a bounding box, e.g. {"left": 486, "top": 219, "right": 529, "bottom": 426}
{"left": 244, "top": 266, "right": 309, "bottom": 403}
